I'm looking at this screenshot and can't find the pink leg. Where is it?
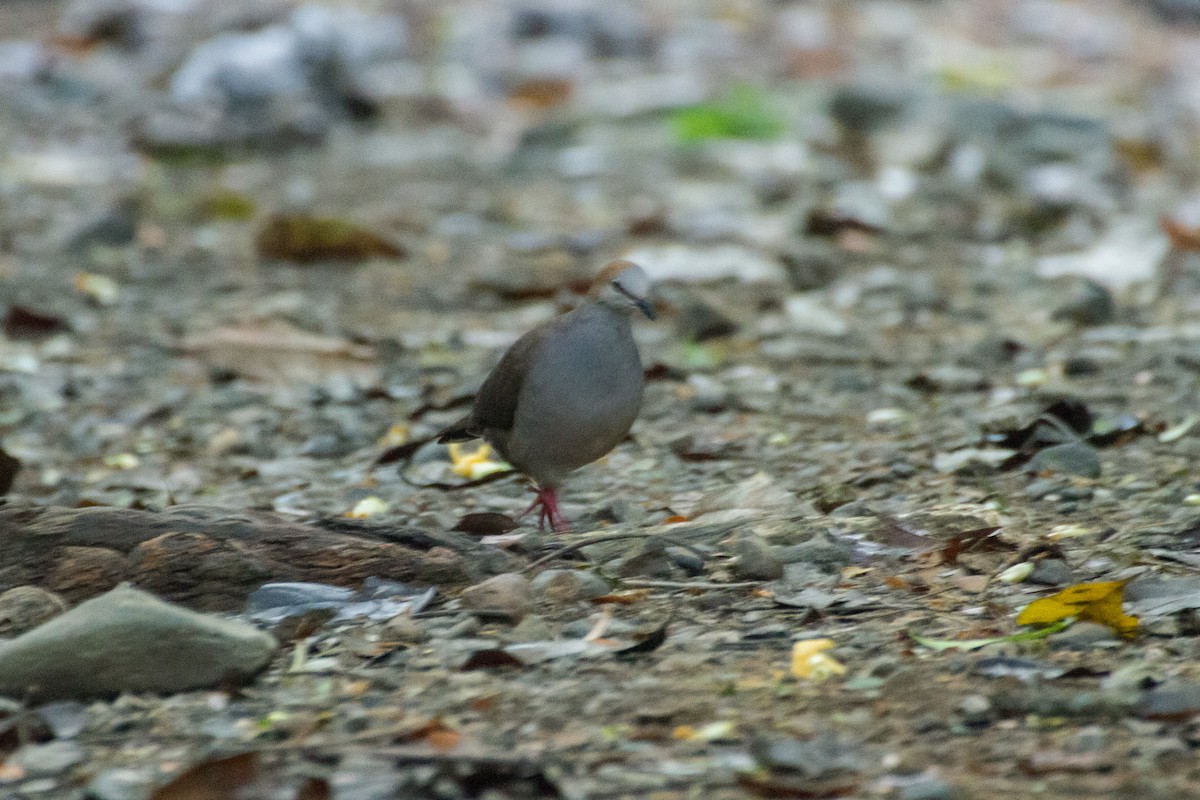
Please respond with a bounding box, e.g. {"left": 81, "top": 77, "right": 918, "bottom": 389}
{"left": 518, "top": 494, "right": 544, "bottom": 528}
{"left": 516, "top": 486, "right": 569, "bottom": 532}
{"left": 540, "top": 487, "right": 569, "bottom": 533}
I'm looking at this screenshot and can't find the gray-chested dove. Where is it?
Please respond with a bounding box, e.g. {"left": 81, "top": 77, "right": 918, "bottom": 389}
{"left": 438, "top": 260, "right": 655, "bottom": 531}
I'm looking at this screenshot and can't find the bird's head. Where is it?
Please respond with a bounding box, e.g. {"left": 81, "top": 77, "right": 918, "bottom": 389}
{"left": 592, "top": 260, "right": 655, "bottom": 320}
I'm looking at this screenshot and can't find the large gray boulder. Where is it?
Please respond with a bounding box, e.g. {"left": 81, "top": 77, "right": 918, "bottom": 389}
{"left": 0, "top": 585, "right": 277, "bottom": 700}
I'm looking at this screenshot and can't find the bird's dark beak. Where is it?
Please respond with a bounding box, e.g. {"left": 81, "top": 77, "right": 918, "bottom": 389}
{"left": 615, "top": 282, "right": 656, "bottom": 320}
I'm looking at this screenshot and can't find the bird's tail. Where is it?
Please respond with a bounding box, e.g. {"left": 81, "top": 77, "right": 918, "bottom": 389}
{"left": 436, "top": 415, "right": 479, "bottom": 444}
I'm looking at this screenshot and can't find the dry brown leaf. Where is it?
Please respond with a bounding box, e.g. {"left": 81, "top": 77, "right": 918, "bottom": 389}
{"left": 426, "top": 727, "right": 462, "bottom": 751}
{"left": 149, "top": 752, "right": 258, "bottom": 800}
{"left": 180, "top": 320, "right": 377, "bottom": 384}
{"left": 954, "top": 574, "right": 990, "bottom": 594}
{"left": 256, "top": 214, "right": 405, "bottom": 263}
{"left": 507, "top": 78, "right": 573, "bottom": 108}
{"left": 1162, "top": 215, "right": 1200, "bottom": 252}
{"left": 590, "top": 590, "right": 652, "bottom": 605}
{"left": 296, "top": 777, "right": 332, "bottom": 800}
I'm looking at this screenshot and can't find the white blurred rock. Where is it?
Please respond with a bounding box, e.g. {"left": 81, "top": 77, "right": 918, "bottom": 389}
{"left": 0, "top": 41, "right": 45, "bottom": 81}
{"left": 1037, "top": 216, "right": 1168, "bottom": 290}
{"left": 291, "top": 4, "right": 408, "bottom": 67}
{"left": 784, "top": 293, "right": 850, "bottom": 337}
{"left": 624, "top": 244, "right": 787, "bottom": 284}
{"left": 171, "top": 25, "right": 306, "bottom": 105}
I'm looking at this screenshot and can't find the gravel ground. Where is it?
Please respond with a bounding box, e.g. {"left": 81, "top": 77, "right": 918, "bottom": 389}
{"left": 4, "top": 1, "right": 1200, "bottom": 798}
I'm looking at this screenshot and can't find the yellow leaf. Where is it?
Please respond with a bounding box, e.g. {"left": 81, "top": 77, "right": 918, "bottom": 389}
{"left": 1016, "top": 580, "right": 1138, "bottom": 636}
{"left": 74, "top": 271, "right": 119, "bottom": 305}
{"left": 673, "top": 721, "right": 737, "bottom": 741}
{"left": 790, "top": 639, "right": 846, "bottom": 680}
{"left": 378, "top": 424, "right": 410, "bottom": 448}
{"left": 347, "top": 496, "right": 389, "bottom": 519}
{"left": 447, "top": 442, "right": 509, "bottom": 479}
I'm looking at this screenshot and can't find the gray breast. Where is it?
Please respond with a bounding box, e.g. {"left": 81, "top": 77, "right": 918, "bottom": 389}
{"left": 501, "top": 305, "right": 644, "bottom": 486}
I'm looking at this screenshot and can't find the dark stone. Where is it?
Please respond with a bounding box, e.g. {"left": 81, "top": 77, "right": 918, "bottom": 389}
{"left": 676, "top": 300, "right": 738, "bottom": 342}
{"left": 1029, "top": 559, "right": 1073, "bottom": 586}
{"left": 779, "top": 240, "right": 840, "bottom": 291}
{"left": 1051, "top": 279, "right": 1115, "bottom": 327}
{"left": 1027, "top": 441, "right": 1102, "bottom": 479}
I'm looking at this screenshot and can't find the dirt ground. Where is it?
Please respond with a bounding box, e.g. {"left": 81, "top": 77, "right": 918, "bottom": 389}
{"left": 4, "top": 0, "right": 1200, "bottom": 798}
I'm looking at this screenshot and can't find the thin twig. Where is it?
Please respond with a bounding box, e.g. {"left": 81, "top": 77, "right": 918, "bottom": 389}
{"left": 522, "top": 531, "right": 706, "bottom": 572}
{"left": 620, "top": 579, "right": 762, "bottom": 591}
{"left": 1036, "top": 412, "right": 1082, "bottom": 443}
{"left": 402, "top": 469, "right": 518, "bottom": 492}
{"left": 523, "top": 532, "right": 652, "bottom": 570}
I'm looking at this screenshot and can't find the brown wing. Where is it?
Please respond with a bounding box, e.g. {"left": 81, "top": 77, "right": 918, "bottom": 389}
{"left": 436, "top": 412, "right": 478, "bottom": 443}
{"left": 440, "top": 323, "right": 551, "bottom": 442}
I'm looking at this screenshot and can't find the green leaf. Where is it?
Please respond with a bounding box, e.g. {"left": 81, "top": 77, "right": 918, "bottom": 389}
{"left": 909, "top": 620, "right": 1071, "bottom": 652}
{"left": 672, "top": 84, "right": 784, "bottom": 143}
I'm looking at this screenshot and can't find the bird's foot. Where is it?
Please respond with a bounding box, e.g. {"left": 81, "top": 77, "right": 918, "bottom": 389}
{"left": 518, "top": 486, "right": 570, "bottom": 532}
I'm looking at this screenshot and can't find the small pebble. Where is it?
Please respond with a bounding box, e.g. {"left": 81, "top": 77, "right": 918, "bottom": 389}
{"left": 461, "top": 573, "right": 532, "bottom": 622}
{"left": 734, "top": 533, "right": 785, "bottom": 581}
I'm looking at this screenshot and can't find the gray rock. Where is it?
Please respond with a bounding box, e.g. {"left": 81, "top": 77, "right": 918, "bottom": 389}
{"left": 506, "top": 614, "right": 553, "bottom": 643}
{"left": 734, "top": 533, "right": 785, "bottom": 581}
{"left": 381, "top": 615, "right": 427, "bottom": 644}
{"left": 1151, "top": 0, "right": 1200, "bottom": 22}
{"left": 743, "top": 623, "right": 789, "bottom": 640}
{"left": 1029, "top": 558, "right": 1073, "bottom": 586}
{"left": 441, "top": 614, "right": 482, "bottom": 639}
{"left": 966, "top": 336, "right": 1024, "bottom": 368}
{"left": 66, "top": 197, "right": 140, "bottom": 252}
{"left": 828, "top": 85, "right": 910, "bottom": 133}
{"left": 1137, "top": 682, "right": 1200, "bottom": 720}
{"left": 245, "top": 581, "right": 354, "bottom": 614}
{"left": 692, "top": 472, "right": 805, "bottom": 519}
{"left": 291, "top": 4, "right": 409, "bottom": 67}
{"left": 0, "top": 585, "right": 277, "bottom": 701}
{"left": 11, "top": 740, "right": 86, "bottom": 777}
{"left": 1036, "top": 217, "right": 1166, "bottom": 291}
{"left": 675, "top": 300, "right": 738, "bottom": 343}
{"left": 530, "top": 569, "right": 610, "bottom": 603}
{"left": 778, "top": 531, "right": 855, "bottom": 571}
{"left": 625, "top": 244, "right": 788, "bottom": 285}
{"left": 299, "top": 433, "right": 352, "bottom": 458}
{"left": 614, "top": 538, "right": 677, "bottom": 579}
{"left": 1049, "top": 621, "right": 1119, "bottom": 650}
{"left": 932, "top": 448, "right": 1013, "bottom": 475}
{"left": 911, "top": 365, "right": 988, "bottom": 393}
{"left": 1023, "top": 477, "right": 1065, "bottom": 499}
{"left": 86, "top": 767, "right": 157, "bottom": 800}
{"left": 750, "top": 733, "right": 864, "bottom": 778}
{"left": 665, "top": 546, "right": 705, "bottom": 576}
{"left": 900, "top": 778, "right": 969, "bottom": 800}
{"left": 172, "top": 26, "right": 308, "bottom": 106}
{"left": 1051, "top": 279, "right": 1115, "bottom": 327}
{"left": 131, "top": 99, "right": 330, "bottom": 154}
{"left": 783, "top": 293, "right": 850, "bottom": 337}
{"left": 687, "top": 374, "right": 730, "bottom": 413}
{"left": 779, "top": 239, "right": 839, "bottom": 291}
{"left": 592, "top": 496, "right": 646, "bottom": 526}
{"left": 1027, "top": 441, "right": 1102, "bottom": 479}
{"left": 958, "top": 694, "right": 992, "bottom": 727}
{"left": 36, "top": 700, "right": 89, "bottom": 739}
{"left": 0, "top": 586, "right": 67, "bottom": 637}
{"left": 461, "top": 573, "right": 532, "bottom": 622}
